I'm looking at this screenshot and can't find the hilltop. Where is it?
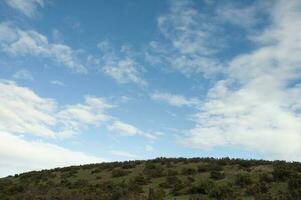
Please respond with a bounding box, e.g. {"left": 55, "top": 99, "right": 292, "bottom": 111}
{"left": 1, "top": 157, "right": 301, "bottom": 200}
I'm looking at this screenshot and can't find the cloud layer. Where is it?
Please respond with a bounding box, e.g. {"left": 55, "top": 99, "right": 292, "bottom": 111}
{"left": 0, "top": 23, "right": 87, "bottom": 73}
{"left": 0, "top": 131, "right": 103, "bottom": 177}
{"left": 147, "top": 0, "right": 222, "bottom": 76}
{"left": 0, "top": 80, "right": 153, "bottom": 176}
{"left": 97, "top": 40, "right": 146, "bottom": 85}
{"left": 151, "top": 91, "right": 199, "bottom": 107}
{"left": 4, "top": 0, "right": 45, "bottom": 18}
{"left": 182, "top": 0, "right": 301, "bottom": 160}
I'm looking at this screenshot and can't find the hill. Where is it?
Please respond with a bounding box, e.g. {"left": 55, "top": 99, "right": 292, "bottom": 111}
{"left": 1, "top": 157, "right": 301, "bottom": 200}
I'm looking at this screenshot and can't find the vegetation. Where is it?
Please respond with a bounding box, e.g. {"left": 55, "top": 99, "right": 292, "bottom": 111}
{"left": 1, "top": 157, "right": 301, "bottom": 199}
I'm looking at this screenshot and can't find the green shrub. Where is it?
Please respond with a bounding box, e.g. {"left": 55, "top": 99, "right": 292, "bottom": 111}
{"left": 287, "top": 174, "right": 301, "bottom": 198}
{"left": 111, "top": 169, "right": 130, "bottom": 178}
{"left": 143, "top": 163, "right": 164, "bottom": 178}
{"left": 167, "top": 169, "right": 178, "bottom": 176}
{"left": 208, "top": 183, "right": 235, "bottom": 200}
{"left": 189, "top": 179, "right": 214, "bottom": 195}
{"left": 131, "top": 174, "right": 149, "bottom": 185}
{"left": 182, "top": 167, "right": 197, "bottom": 175}
{"left": 234, "top": 173, "right": 253, "bottom": 187}
{"left": 259, "top": 173, "right": 273, "bottom": 183}
{"left": 272, "top": 162, "right": 292, "bottom": 181}
{"left": 197, "top": 164, "right": 210, "bottom": 173}
{"left": 160, "top": 176, "right": 180, "bottom": 188}
{"left": 171, "top": 180, "right": 185, "bottom": 196}
{"left": 210, "top": 171, "right": 225, "bottom": 180}
{"left": 246, "top": 182, "right": 269, "bottom": 195}
{"left": 147, "top": 187, "right": 165, "bottom": 200}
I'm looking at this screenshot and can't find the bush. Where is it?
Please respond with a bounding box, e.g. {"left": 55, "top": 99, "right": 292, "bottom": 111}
{"left": 181, "top": 167, "right": 197, "bottom": 175}
{"left": 272, "top": 161, "right": 292, "bottom": 181}
{"left": 189, "top": 179, "right": 214, "bottom": 195}
{"left": 143, "top": 163, "right": 164, "bottom": 178}
{"left": 189, "top": 194, "right": 209, "bottom": 200}
{"left": 171, "top": 180, "right": 185, "bottom": 196}
{"left": 91, "top": 168, "right": 102, "bottom": 174}
{"left": 131, "top": 174, "right": 149, "bottom": 185}
{"left": 259, "top": 173, "right": 273, "bottom": 183}
{"left": 246, "top": 182, "right": 269, "bottom": 195}
{"left": 167, "top": 169, "right": 178, "bottom": 176}
{"left": 254, "top": 193, "right": 273, "bottom": 200}
{"left": 160, "top": 176, "right": 181, "bottom": 188}
{"left": 111, "top": 169, "right": 130, "bottom": 178}
{"left": 234, "top": 173, "right": 253, "bottom": 187}
{"left": 121, "top": 162, "right": 136, "bottom": 169}
{"left": 209, "top": 163, "right": 223, "bottom": 171}
{"left": 288, "top": 174, "right": 301, "bottom": 198}
{"left": 210, "top": 171, "right": 225, "bottom": 180}
{"left": 197, "top": 164, "right": 210, "bottom": 173}
{"left": 73, "top": 179, "right": 89, "bottom": 188}
{"left": 208, "top": 183, "right": 235, "bottom": 200}
{"left": 186, "top": 176, "right": 195, "bottom": 183}
{"left": 147, "top": 187, "right": 165, "bottom": 200}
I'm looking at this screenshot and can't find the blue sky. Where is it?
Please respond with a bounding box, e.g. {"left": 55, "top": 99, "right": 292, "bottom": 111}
{"left": 1, "top": 0, "right": 301, "bottom": 177}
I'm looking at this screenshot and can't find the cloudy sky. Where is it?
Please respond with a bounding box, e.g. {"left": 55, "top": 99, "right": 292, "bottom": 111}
{"left": 1, "top": 0, "right": 301, "bottom": 177}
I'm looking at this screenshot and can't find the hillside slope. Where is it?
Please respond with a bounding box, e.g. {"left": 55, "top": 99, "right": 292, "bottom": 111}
{"left": 1, "top": 157, "right": 301, "bottom": 200}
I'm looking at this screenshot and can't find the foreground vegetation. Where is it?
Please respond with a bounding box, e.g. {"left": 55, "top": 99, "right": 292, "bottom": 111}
{"left": 1, "top": 157, "right": 301, "bottom": 199}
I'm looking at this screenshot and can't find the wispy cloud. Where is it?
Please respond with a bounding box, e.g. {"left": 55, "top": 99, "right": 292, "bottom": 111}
{"left": 97, "top": 39, "right": 147, "bottom": 85}
{"left": 0, "top": 80, "right": 57, "bottom": 137}
{"left": 0, "top": 22, "right": 87, "bottom": 73}
{"left": 147, "top": 0, "right": 222, "bottom": 77}
{"left": 0, "top": 131, "right": 103, "bottom": 177}
{"left": 4, "top": 0, "right": 45, "bottom": 18}
{"left": 145, "top": 145, "right": 154, "bottom": 152}
{"left": 0, "top": 80, "right": 107, "bottom": 176}
{"left": 108, "top": 121, "right": 141, "bottom": 136}
{"left": 108, "top": 120, "right": 156, "bottom": 140}
{"left": 151, "top": 91, "right": 199, "bottom": 107}
{"left": 0, "top": 80, "right": 113, "bottom": 138}
{"left": 0, "top": 80, "right": 154, "bottom": 140}
{"left": 216, "top": 1, "right": 268, "bottom": 29}
{"left": 57, "top": 96, "right": 114, "bottom": 138}
{"left": 50, "top": 80, "right": 65, "bottom": 86}
{"left": 13, "top": 69, "right": 34, "bottom": 80}
{"left": 181, "top": 0, "right": 301, "bottom": 160}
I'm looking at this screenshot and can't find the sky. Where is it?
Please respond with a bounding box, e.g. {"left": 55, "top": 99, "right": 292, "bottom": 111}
{"left": 0, "top": 0, "right": 301, "bottom": 177}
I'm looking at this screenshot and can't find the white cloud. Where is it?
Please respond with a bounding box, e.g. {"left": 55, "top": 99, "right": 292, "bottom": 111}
{"left": 13, "top": 69, "right": 34, "bottom": 80}
{"left": 151, "top": 91, "right": 199, "bottom": 107}
{"left": 50, "top": 80, "right": 65, "bottom": 86}
{"left": 0, "top": 131, "right": 103, "bottom": 177}
{"left": 0, "top": 81, "right": 107, "bottom": 177}
{"left": 97, "top": 40, "right": 146, "bottom": 85}
{"left": 0, "top": 79, "right": 153, "bottom": 140}
{"left": 0, "top": 80, "right": 156, "bottom": 176}
{"left": 0, "top": 80, "right": 57, "bottom": 137}
{"left": 145, "top": 145, "right": 154, "bottom": 152}
{"left": 158, "top": 1, "right": 213, "bottom": 55}
{"left": 120, "top": 95, "right": 131, "bottom": 103}
{"left": 108, "top": 121, "right": 140, "bottom": 136}
{"left": 4, "top": 0, "right": 45, "bottom": 18}
{"left": 103, "top": 58, "right": 145, "bottom": 85}
{"left": 0, "top": 22, "right": 87, "bottom": 73}
{"left": 108, "top": 121, "right": 156, "bottom": 140}
{"left": 58, "top": 96, "right": 113, "bottom": 137}
{"left": 147, "top": 0, "right": 222, "bottom": 77}
{"left": 216, "top": 1, "right": 268, "bottom": 29}
{"left": 110, "top": 150, "right": 137, "bottom": 159}
{"left": 182, "top": 0, "right": 301, "bottom": 161}
{"left": 0, "top": 80, "right": 113, "bottom": 138}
